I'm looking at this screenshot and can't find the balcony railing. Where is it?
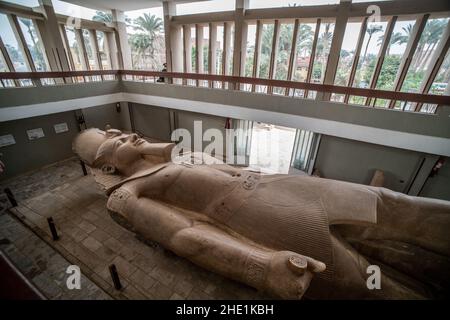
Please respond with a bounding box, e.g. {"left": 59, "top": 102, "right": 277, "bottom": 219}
{"left": 0, "top": 70, "right": 449, "bottom": 114}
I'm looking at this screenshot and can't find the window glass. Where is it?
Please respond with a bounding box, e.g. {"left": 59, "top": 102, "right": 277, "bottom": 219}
{"left": 308, "top": 22, "right": 335, "bottom": 98}
{"left": 273, "top": 22, "right": 294, "bottom": 95}
{"left": 82, "top": 29, "right": 97, "bottom": 70}
{"left": 216, "top": 24, "right": 224, "bottom": 76}
{"left": 18, "top": 17, "right": 49, "bottom": 71}
{"left": 64, "top": 26, "right": 83, "bottom": 70}
{"left": 256, "top": 23, "right": 274, "bottom": 92}
{"left": 331, "top": 21, "right": 363, "bottom": 102}
{"left": 127, "top": 9, "right": 165, "bottom": 71}
{"left": 0, "top": 13, "right": 29, "bottom": 72}
{"left": 96, "top": 31, "right": 110, "bottom": 70}
{"left": 291, "top": 22, "right": 316, "bottom": 97}
{"left": 245, "top": 23, "right": 257, "bottom": 78}
{"left": 349, "top": 21, "right": 388, "bottom": 105}
{"left": 420, "top": 47, "right": 450, "bottom": 113}
{"left": 400, "top": 18, "right": 449, "bottom": 111}
{"left": 372, "top": 19, "right": 416, "bottom": 108}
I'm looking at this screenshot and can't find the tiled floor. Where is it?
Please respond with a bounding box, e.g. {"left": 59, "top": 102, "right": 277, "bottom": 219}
{"left": 1, "top": 158, "right": 266, "bottom": 300}
{"left": 0, "top": 212, "right": 111, "bottom": 299}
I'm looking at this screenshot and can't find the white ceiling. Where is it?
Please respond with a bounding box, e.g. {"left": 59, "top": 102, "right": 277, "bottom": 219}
{"left": 62, "top": 0, "right": 209, "bottom": 12}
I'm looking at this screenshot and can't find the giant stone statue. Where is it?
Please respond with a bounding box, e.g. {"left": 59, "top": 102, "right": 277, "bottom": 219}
{"left": 73, "top": 128, "right": 450, "bottom": 299}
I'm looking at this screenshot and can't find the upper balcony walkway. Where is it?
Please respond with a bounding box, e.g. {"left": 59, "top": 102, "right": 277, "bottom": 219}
{"left": 0, "top": 70, "right": 449, "bottom": 156}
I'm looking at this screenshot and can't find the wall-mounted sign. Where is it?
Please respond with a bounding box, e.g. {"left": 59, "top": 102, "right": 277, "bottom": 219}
{"left": 54, "top": 122, "right": 69, "bottom": 134}
{"left": 27, "top": 128, "right": 45, "bottom": 140}
{"left": 0, "top": 134, "right": 16, "bottom": 148}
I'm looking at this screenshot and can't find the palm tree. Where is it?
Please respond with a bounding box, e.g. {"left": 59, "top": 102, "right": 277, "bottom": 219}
{"left": 129, "top": 33, "right": 151, "bottom": 69}
{"left": 92, "top": 11, "right": 113, "bottom": 23}
{"left": 415, "top": 19, "right": 447, "bottom": 71}
{"left": 133, "top": 13, "right": 163, "bottom": 41}
{"left": 362, "top": 24, "right": 383, "bottom": 62}
{"left": 379, "top": 31, "right": 408, "bottom": 55}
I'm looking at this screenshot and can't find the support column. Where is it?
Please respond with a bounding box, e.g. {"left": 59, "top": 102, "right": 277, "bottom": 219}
{"left": 267, "top": 19, "right": 280, "bottom": 94}
{"left": 316, "top": 0, "right": 350, "bottom": 101}
{"left": 209, "top": 23, "right": 218, "bottom": 75}
{"left": 170, "top": 25, "right": 183, "bottom": 73}
{"left": 106, "top": 31, "right": 120, "bottom": 69}
{"left": 163, "top": 1, "right": 174, "bottom": 71}
{"left": 223, "top": 22, "right": 232, "bottom": 76}
{"left": 37, "top": 0, "right": 71, "bottom": 72}
{"left": 209, "top": 23, "right": 218, "bottom": 87}
{"left": 252, "top": 20, "right": 262, "bottom": 92}
{"left": 232, "top": 0, "right": 249, "bottom": 87}
{"left": 112, "top": 9, "right": 132, "bottom": 70}
{"left": 183, "top": 25, "right": 192, "bottom": 74}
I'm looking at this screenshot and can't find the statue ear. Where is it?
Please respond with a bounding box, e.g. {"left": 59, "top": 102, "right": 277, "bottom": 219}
{"left": 287, "top": 255, "right": 308, "bottom": 275}
{"left": 101, "top": 164, "right": 116, "bottom": 175}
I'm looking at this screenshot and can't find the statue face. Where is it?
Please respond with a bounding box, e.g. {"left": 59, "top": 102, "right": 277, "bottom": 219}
{"left": 98, "top": 133, "right": 148, "bottom": 170}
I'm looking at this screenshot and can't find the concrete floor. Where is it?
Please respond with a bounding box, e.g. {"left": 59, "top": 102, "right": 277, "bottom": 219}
{"left": 0, "top": 157, "right": 266, "bottom": 300}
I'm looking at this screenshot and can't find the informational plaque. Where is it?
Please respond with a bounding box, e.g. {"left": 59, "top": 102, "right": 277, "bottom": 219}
{"left": 0, "top": 134, "right": 16, "bottom": 148}
{"left": 26, "top": 128, "right": 45, "bottom": 140}
{"left": 54, "top": 122, "right": 69, "bottom": 134}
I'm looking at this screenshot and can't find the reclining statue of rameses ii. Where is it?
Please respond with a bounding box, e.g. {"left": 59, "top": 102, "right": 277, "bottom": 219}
{"left": 72, "top": 128, "right": 450, "bottom": 299}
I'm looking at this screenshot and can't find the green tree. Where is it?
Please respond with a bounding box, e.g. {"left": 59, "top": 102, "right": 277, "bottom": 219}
{"left": 92, "top": 11, "right": 113, "bottom": 23}
{"left": 362, "top": 24, "right": 383, "bottom": 63}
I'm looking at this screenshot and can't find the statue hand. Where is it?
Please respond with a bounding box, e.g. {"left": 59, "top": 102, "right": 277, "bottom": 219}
{"left": 265, "top": 251, "right": 326, "bottom": 299}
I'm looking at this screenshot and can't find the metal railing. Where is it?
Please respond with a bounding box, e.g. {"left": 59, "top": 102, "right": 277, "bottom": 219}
{"left": 0, "top": 70, "right": 449, "bottom": 113}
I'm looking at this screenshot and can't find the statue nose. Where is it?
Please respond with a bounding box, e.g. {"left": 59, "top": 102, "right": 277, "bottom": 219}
{"left": 129, "top": 134, "right": 138, "bottom": 142}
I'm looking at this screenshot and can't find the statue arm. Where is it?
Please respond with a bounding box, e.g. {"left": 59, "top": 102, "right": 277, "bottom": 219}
{"left": 108, "top": 185, "right": 326, "bottom": 299}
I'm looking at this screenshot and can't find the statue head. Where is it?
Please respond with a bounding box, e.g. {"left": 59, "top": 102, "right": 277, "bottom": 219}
{"left": 73, "top": 128, "right": 166, "bottom": 175}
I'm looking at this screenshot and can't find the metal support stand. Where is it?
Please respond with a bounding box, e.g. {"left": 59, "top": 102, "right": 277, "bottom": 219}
{"left": 4, "top": 188, "right": 17, "bottom": 207}
{"left": 47, "top": 217, "right": 59, "bottom": 241}
{"left": 80, "top": 160, "right": 87, "bottom": 176}
{"left": 109, "top": 264, "right": 122, "bottom": 290}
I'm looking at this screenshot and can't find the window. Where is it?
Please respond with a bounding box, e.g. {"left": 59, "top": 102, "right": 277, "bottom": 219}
{"left": 291, "top": 22, "right": 316, "bottom": 97}
{"left": 0, "top": 13, "right": 32, "bottom": 86}
{"left": 273, "top": 22, "right": 294, "bottom": 95}
{"left": 82, "top": 29, "right": 98, "bottom": 71}
{"left": 127, "top": 9, "right": 165, "bottom": 71}
{"left": 255, "top": 22, "right": 274, "bottom": 93}
{"left": 18, "top": 17, "right": 49, "bottom": 72}
{"left": 349, "top": 20, "right": 388, "bottom": 104}
{"left": 399, "top": 17, "right": 450, "bottom": 111}
{"left": 308, "top": 21, "right": 335, "bottom": 98}
{"left": 96, "top": 31, "right": 110, "bottom": 70}
{"left": 244, "top": 23, "right": 257, "bottom": 91}
{"left": 215, "top": 24, "right": 224, "bottom": 76}
{"left": 249, "top": 122, "right": 296, "bottom": 174}
{"left": 332, "top": 21, "right": 363, "bottom": 102}
{"left": 372, "top": 19, "right": 416, "bottom": 108}
{"left": 226, "top": 23, "right": 234, "bottom": 76}
{"left": 420, "top": 47, "right": 450, "bottom": 113}
{"left": 64, "top": 26, "right": 84, "bottom": 71}
{"left": 291, "top": 129, "right": 318, "bottom": 172}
